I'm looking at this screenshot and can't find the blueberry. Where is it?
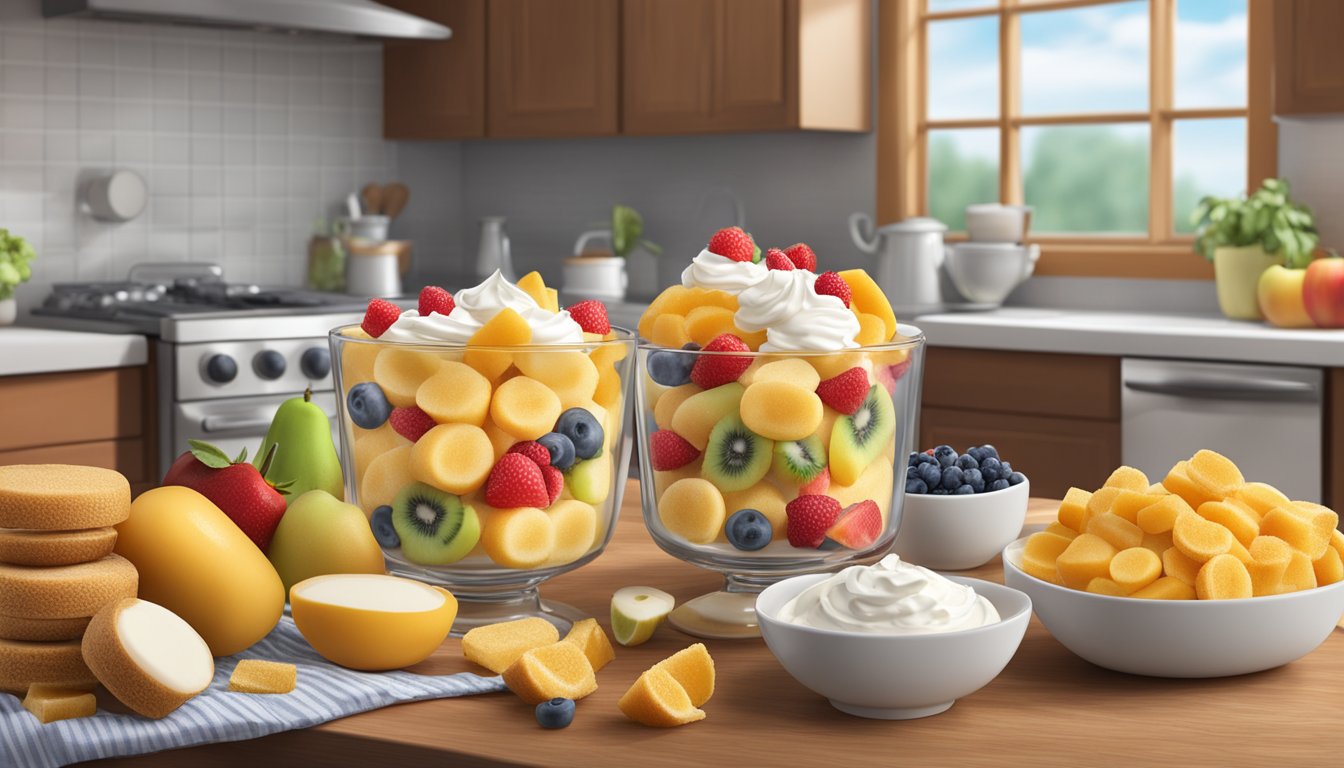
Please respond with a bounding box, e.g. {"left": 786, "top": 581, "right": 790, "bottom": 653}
{"left": 535, "top": 697, "right": 575, "bottom": 729}
{"left": 725, "top": 509, "right": 772, "bottom": 551}
{"left": 908, "top": 452, "right": 920, "bottom": 467}
{"left": 537, "top": 432, "right": 577, "bottom": 471}
{"left": 917, "top": 462, "right": 942, "bottom": 489}
{"left": 905, "top": 477, "right": 928, "bottom": 494}
{"left": 933, "top": 445, "right": 958, "bottom": 468}
{"left": 954, "top": 484, "right": 975, "bottom": 495}
{"left": 980, "top": 457, "right": 1003, "bottom": 481}
{"left": 370, "top": 505, "right": 399, "bottom": 548}
{"left": 647, "top": 347, "right": 697, "bottom": 387}
{"left": 941, "top": 465, "right": 964, "bottom": 490}
{"left": 555, "top": 408, "right": 604, "bottom": 459}
{"left": 964, "top": 467, "right": 985, "bottom": 493}
{"left": 1000, "top": 461, "right": 1013, "bottom": 475}
{"left": 346, "top": 382, "right": 392, "bottom": 429}
{"left": 1008, "top": 471, "right": 1026, "bottom": 486}
{"left": 988, "top": 478, "right": 1010, "bottom": 492}
{"left": 980, "top": 444, "right": 999, "bottom": 460}
{"left": 955, "top": 453, "right": 979, "bottom": 470}
{"left": 966, "top": 446, "right": 986, "bottom": 462}
{"left": 931, "top": 488, "right": 950, "bottom": 495}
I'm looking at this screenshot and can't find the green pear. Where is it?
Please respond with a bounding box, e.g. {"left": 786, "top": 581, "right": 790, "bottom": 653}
{"left": 268, "top": 490, "right": 386, "bottom": 593}
{"left": 256, "top": 388, "right": 344, "bottom": 505}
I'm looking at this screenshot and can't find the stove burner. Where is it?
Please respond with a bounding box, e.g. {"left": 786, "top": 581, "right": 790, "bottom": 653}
{"left": 39, "top": 278, "right": 335, "bottom": 318}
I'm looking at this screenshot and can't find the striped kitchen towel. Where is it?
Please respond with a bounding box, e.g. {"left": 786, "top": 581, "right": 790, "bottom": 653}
{"left": 0, "top": 615, "right": 506, "bottom": 768}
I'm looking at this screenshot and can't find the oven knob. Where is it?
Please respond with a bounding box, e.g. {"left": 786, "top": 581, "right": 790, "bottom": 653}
{"left": 205, "top": 354, "right": 237, "bottom": 384}
{"left": 300, "top": 347, "right": 331, "bottom": 380}
{"left": 253, "top": 350, "right": 287, "bottom": 380}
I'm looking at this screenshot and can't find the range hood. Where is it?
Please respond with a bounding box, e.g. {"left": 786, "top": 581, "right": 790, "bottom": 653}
{"left": 43, "top": 0, "right": 451, "bottom": 40}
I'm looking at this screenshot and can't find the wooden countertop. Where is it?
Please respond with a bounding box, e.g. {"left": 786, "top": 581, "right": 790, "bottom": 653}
{"left": 96, "top": 483, "right": 1344, "bottom": 767}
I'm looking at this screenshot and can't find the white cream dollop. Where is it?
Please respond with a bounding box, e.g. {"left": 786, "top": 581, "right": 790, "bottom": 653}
{"left": 776, "top": 554, "right": 1001, "bottom": 635}
{"left": 680, "top": 248, "right": 768, "bottom": 295}
{"left": 380, "top": 270, "right": 585, "bottom": 345}
{"left": 733, "top": 269, "right": 860, "bottom": 352}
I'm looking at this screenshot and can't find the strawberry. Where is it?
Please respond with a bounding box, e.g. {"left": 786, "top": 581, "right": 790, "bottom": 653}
{"left": 485, "top": 453, "right": 550, "bottom": 508}
{"left": 814, "top": 271, "right": 851, "bottom": 308}
{"left": 649, "top": 430, "right": 701, "bottom": 471}
{"left": 567, "top": 300, "right": 611, "bottom": 334}
{"left": 783, "top": 243, "right": 817, "bottom": 272}
{"left": 707, "top": 226, "right": 756, "bottom": 263}
{"left": 823, "top": 500, "right": 883, "bottom": 550}
{"left": 418, "top": 285, "right": 455, "bottom": 316}
{"left": 815, "top": 367, "right": 870, "bottom": 415}
{"left": 875, "top": 359, "right": 911, "bottom": 397}
{"left": 541, "top": 464, "right": 564, "bottom": 505}
{"left": 361, "top": 298, "right": 402, "bottom": 338}
{"left": 163, "top": 440, "right": 290, "bottom": 552}
{"left": 785, "top": 495, "right": 843, "bottom": 549}
{"left": 799, "top": 467, "right": 830, "bottom": 496}
{"left": 508, "top": 440, "right": 553, "bottom": 468}
{"left": 690, "top": 333, "right": 753, "bottom": 389}
{"left": 389, "top": 406, "right": 436, "bottom": 442}
{"left": 764, "top": 248, "right": 794, "bottom": 271}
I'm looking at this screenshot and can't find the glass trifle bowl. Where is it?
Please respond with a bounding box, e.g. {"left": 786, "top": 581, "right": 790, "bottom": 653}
{"left": 329, "top": 286, "right": 636, "bottom": 635}
{"left": 635, "top": 328, "right": 925, "bottom": 638}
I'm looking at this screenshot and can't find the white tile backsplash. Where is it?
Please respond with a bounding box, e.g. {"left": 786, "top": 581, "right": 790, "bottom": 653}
{"left": 0, "top": 15, "right": 394, "bottom": 313}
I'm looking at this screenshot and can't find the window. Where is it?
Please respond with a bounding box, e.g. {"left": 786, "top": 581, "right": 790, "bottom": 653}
{"left": 880, "top": 0, "right": 1276, "bottom": 278}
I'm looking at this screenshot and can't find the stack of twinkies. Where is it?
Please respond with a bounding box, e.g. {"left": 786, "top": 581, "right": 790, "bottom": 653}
{"left": 339, "top": 270, "right": 629, "bottom": 570}
{"left": 1022, "top": 449, "right": 1343, "bottom": 599}
{"left": 640, "top": 228, "right": 911, "bottom": 554}
{"left": 0, "top": 465, "right": 138, "bottom": 720}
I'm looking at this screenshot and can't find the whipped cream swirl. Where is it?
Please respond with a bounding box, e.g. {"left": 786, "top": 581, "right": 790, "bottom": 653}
{"left": 776, "top": 555, "right": 1001, "bottom": 635}
{"left": 380, "top": 270, "right": 585, "bottom": 345}
{"left": 680, "top": 248, "right": 767, "bottom": 295}
{"left": 733, "top": 269, "right": 860, "bottom": 352}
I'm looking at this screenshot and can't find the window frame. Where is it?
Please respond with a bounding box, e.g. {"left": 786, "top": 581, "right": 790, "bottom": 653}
{"left": 877, "top": 0, "right": 1277, "bottom": 279}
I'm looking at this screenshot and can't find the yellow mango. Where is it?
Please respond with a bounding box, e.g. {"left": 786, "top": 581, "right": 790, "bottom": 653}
{"left": 837, "top": 269, "right": 896, "bottom": 339}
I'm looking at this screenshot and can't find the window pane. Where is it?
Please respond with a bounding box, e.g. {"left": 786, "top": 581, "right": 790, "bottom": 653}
{"left": 1023, "top": 124, "right": 1149, "bottom": 234}
{"left": 928, "top": 129, "right": 999, "bottom": 232}
{"left": 928, "top": 17, "right": 998, "bottom": 119}
{"left": 1173, "top": 119, "right": 1247, "bottom": 234}
{"left": 1174, "top": 0, "right": 1247, "bottom": 108}
{"left": 928, "top": 0, "right": 997, "bottom": 11}
{"left": 1021, "top": 1, "right": 1149, "bottom": 115}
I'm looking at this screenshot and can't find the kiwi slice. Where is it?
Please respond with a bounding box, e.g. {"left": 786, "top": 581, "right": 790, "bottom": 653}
{"left": 391, "top": 482, "right": 481, "bottom": 566}
{"left": 773, "top": 434, "right": 827, "bottom": 486}
{"left": 702, "top": 415, "right": 774, "bottom": 493}
{"left": 829, "top": 385, "right": 897, "bottom": 486}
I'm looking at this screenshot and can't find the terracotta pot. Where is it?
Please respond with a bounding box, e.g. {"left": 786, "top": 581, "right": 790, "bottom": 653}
{"left": 1213, "top": 245, "right": 1280, "bottom": 320}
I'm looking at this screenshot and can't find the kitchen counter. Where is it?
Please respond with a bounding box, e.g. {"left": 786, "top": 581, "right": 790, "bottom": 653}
{"left": 913, "top": 308, "right": 1344, "bottom": 367}
{"left": 0, "top": 327, "right": 148, "bottom": 377}
{"left": 96, "top": 482, "right": 1344, "bottom": 767}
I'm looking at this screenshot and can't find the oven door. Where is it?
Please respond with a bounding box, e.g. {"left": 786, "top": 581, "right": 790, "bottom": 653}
{"left": 168, "top": 391, "right": 340, "bottom": 477}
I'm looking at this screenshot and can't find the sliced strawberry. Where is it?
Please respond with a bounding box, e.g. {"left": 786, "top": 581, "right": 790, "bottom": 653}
{"left": 361, "top": 298, "right": 402, "bottom": 338}
{"left": 649, "top": 430, "right": 701, "bottom": 471}
{"left": 815, "top": 367, "right": 870, "bottom": 415}
{"left": 508, "top": 440, "right": 553, "bottom": 468}
{"left": 541, "top": 464, "right": 564, "bottom": 505}
{"left": 764, "top": 248, "right": 795, "bottom": 271}
{"left": 823, "top": 500, "right": 883, "bottom": 550}
{"left": 690, "top": 333, "right": 753, "bottom": 389}
{"left": 799, "top": 467, "right": 831, "bottom": 496}
{"left": 484, "top": 453, "right": 550, "bottom": 508}
{"left": 783, "top": 243, "right": 817, "bottom": 272}
{"left": 707, "top": 227, "right": 756, "bottom": 263}
{"left": 388, "top": 406, "right": 436, "bottom": 442}
{"left": 567, "top": 299, "right": 611, "bottom": 334}
{"left": 418, "top": 286, "right": 455, "bottom": 316}
{"left": 785, "top": 495, "right": 843, "bottom": 549}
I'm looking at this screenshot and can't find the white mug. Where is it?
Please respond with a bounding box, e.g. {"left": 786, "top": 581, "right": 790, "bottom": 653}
{"left": 562, "top": 256, "right": 627, "bottom": 302}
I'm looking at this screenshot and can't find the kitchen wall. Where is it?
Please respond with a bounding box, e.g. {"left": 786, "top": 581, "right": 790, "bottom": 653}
{"left": 0, "top": 3, "right": 395, "bottom": 312}
{"left": 1278, "top": 117, "right": 1344, "bottom": 252}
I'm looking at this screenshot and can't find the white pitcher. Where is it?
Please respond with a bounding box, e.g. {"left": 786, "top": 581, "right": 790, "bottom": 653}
{"left": 476, "top": 216, "right": 514, "bottom": 281}
{"left": 849, "top": 213, "right": 948, "bottom": 313}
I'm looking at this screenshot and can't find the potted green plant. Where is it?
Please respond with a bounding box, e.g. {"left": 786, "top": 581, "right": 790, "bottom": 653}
{"left": 0, "top": 228, "right": 36, "bottom": 326}
{"left": 565, "top": 205, "right": 662, "bottom": 302}
{"left": 1191, "top": 178, "right": 1319, "bottom": 320}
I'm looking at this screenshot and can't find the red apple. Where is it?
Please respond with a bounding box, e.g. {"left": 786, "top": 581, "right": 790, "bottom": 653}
{"left": 1303, "top": 258, "right": 1344, "bottom": 328}
{"left": 163, "top": 440, "right": 290, "bottom": 552}
{"left": 1257, "top": 265, "right": 1314, "bottom": 328}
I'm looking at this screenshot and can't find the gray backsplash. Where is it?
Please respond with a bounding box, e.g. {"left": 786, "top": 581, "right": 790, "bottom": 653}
{"left": 1277, "top": 116, "right": 1344, "bottom": 253}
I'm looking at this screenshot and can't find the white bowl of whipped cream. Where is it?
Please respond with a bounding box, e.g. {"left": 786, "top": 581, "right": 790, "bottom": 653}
{"left": 755, "top": 554, "right": 1031, "bottom": 720}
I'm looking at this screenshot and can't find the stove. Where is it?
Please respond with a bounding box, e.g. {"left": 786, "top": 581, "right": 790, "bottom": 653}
{"left": 30, "top": 263, "right": 404, "bottom": 476}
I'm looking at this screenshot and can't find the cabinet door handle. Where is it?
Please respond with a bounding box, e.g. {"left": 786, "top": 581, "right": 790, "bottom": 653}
{"left": 1122, "top": 378, "right": 1319, "bottom": 403}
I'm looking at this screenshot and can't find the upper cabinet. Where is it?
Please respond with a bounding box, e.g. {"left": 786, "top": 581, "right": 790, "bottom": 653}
{"left": 383, "top": 0, "right": 871, "bottom": 140}
{"left": 1274, "top": 0, "right": 1344, "bottom": 115}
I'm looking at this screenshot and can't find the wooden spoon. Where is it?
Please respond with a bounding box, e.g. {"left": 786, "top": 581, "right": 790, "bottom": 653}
{"left": 382, "top": 182, "right": 410, "bottom": 220}
{"left": 360, "top": 183, "right": 385, "bottom": 216}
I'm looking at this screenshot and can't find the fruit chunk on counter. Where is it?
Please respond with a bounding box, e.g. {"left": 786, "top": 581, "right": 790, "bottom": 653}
{"left": 610, "top": 586, "right": 675, "bottom": 647}
{"left": 562, "top": 617, "right": 615, "bottom": 672}
{"left": 618, "top": 644, "right": 716, "bottom": 727}
{"left": 228, "top": 659, "right": 298, "bottom": 694}
{"left": 1020, "top": 451, "right": 1341, "bottom": 599}
{"left": 23, "top": 684, "right": 97, "bottom": 724}
{"left": 502, "top": 641, "right": 599, "bottom": 705}
{"left": 461, "top": 617, "right": 561, "bottom": 674}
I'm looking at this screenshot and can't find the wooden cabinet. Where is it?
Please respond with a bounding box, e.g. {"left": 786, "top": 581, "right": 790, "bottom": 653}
{"left": 382, "top": 0, "right": 487, "bottom": 139}
{"left": 919, "top": 348, "right": 1122, "bottom": 500}
{"left": 487, "top": 0, "right": 619, "bottom": 137}
{"left": 0, "top": 364, "right": 158, "bottom": 494}
{"left": 1274, "top": 0, "right": 1344, "bottom": 115}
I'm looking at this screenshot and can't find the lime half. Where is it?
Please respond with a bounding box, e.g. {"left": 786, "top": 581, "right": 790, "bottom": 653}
{"left": 610, "top": 586, "right": 676, "bottom": 646}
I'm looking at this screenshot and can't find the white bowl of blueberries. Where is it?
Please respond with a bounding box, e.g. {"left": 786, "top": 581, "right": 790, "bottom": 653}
{"left": 892, "top": 445, "right": 1029, "bottom": 570}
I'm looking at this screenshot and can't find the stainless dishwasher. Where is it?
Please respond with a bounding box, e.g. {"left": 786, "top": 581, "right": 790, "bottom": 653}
{"left": 1121, "top": 358, "right": 1323, "bottom": 503}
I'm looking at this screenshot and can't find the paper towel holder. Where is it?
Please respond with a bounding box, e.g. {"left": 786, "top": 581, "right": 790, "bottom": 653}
{"left": 81, "top": 169, "right": 148, "bottom": 222}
